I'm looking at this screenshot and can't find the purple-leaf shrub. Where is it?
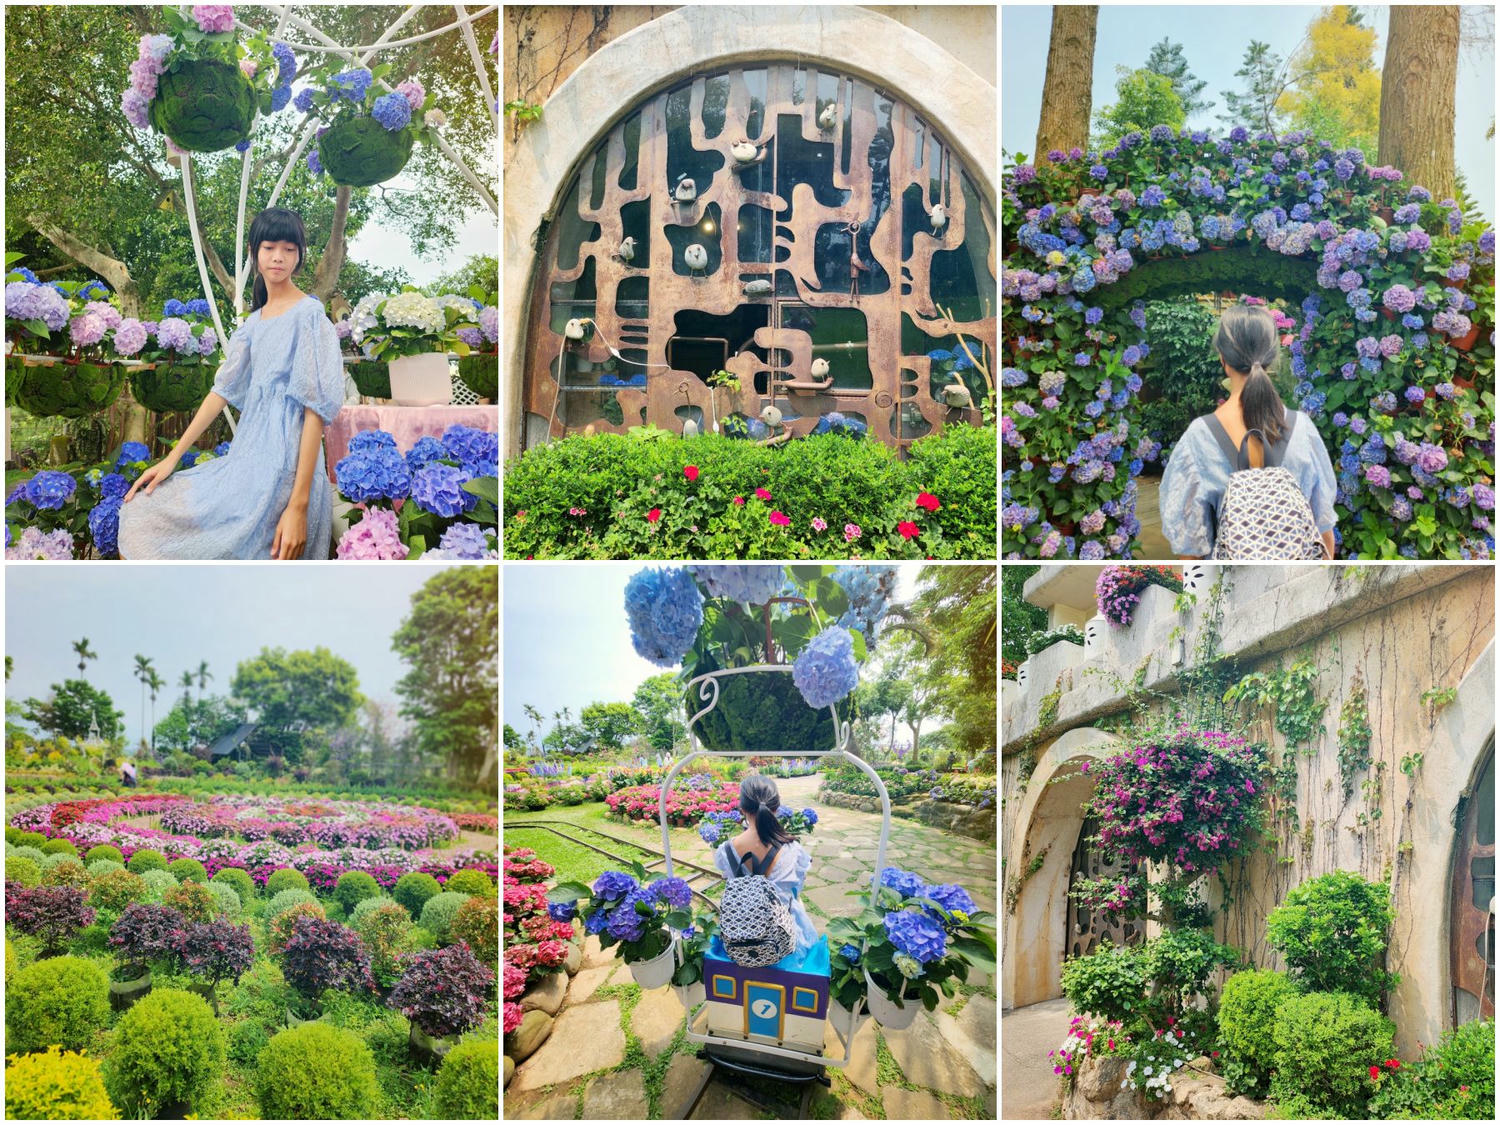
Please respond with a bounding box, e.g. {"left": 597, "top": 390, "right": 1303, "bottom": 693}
{"left": 175, "top": 920, "right": 255, "bottom": 988}
{"left": 6, "top": 883, "right": 95, "bottom": 953}
{"left": 280, "top": 915, "right": 375, "bottom": 999}
{"left": 388, "top": 942, "right": 495, "bottom": 1038}
{"left": 109, "top": 902, "right": 185, "bottom": 974}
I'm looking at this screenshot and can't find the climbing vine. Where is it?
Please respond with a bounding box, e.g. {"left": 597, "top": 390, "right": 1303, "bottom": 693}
{"left": 1224, "top": 656, "right": 1327, "bottom": 750}
{"left": 1005, "top": 845, "right": 1050, "bottom": 914}
{"left": 1336, "top": 676, "right": 1373, "bottom": 798}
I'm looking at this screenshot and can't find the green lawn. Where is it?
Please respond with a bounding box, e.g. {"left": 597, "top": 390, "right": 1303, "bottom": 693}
{"left": 505, "top": 801, "right": 719, "bottom": 891}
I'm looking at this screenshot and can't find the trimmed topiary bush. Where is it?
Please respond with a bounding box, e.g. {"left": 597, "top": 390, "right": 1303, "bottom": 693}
{"left": 333, "top": 870, "right": 381, "bottom": 914}
{"left": 41, "top": 837, "right": 79, "bottom": 857}
{"left": 7, "top": 855, "right": 41, "bottom": 888}
{"left": 268, "top": 900, "right": 327, "bottom": 956}
{"left": 105, "top": 988, "right": 224, "bottom": 1116}
{"left": 419, "top": 891, "right": 471, "bottom": 944}
{"left": 451, "top": 895, "right": 499, "bottom": 965}
{"left": 210, "top": 866, "right": 256, "bottom": 907}
{"left": 147, "top": 59, "right": 256, "bottom": 152}
{"left": 125, "top": 848, "right": 166, "bottom": 875}
{"left": 10, "top": 845, "right": 47, "bottom": 865}
{"left": 161, "top": 880, "right": 217, "bottom": 924}
{"left": 266, "top": 887, "right": 320, "bottom": 923}
{"left": 167, "top": 858, "right": 207, "bottom": 884}
{"left": 204, "top": 881, "right": 240, "bottom": 918}
{"left": 86, "top": 859, "right": 125, "bottom": 879}
{"left": 87, "top": 868, "right": 147, "bottom": 916}
{"left": 255, "top": 1022, "right": 379, "bottom": 1118}
{"left": 1271, "top": 990, "right": 1395, "bottom": 1118}
{"left": 443, "top": 868, "right": 495, "bottom": 897}
{"left": 1218, "top": 968, "right": 1298, "bottom": 1098}
{"left": 138, "top": 869, "right": 178, "bottom": 900}
{"left": 393, "top": 871, "right": 441, "bottom": 919}
{"left": 349, "top": 895, "right": 398, "bottom": 927}
{"left": 264, "top": 867, "right": 309, "bottom": 896}
{"left": 1266, "top": 869, "right": 1396, "bottom": 1008}
{"left": 42, "top": 858, "right": 90, "bottom": 888}
{"left": 389, "top": 943, "right": 494, "bottom": 1038}
{"left": 4, "top": 1045, "right": 118, "bottom": 1120}
{"left": 175, "top": 920, "right": 254, "bottom": 995}
{"left": 11, "top": 830, "right": 48, "bottom": 850}
{"left": 351, "top": 899, "right": 413, "bottom": 988}
{"left": 6, "top": 884, "right": 95, "bottom": 954}
{"left": 84, "top": 845, "right": 124, "bottom": 866}
{"left": 431, "top": 1038, "right": 499, "bottom": 1118}
{"left": 5, "top": 955, "right": 111, "bottom": 1054}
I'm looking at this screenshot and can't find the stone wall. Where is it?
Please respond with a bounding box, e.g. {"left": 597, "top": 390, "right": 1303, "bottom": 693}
{"left": 1061, "top": 1052, "right": 1266, "bottom": 1120}
{"left": 1001, "top": 564, "right": 1495, "bottom": 1055}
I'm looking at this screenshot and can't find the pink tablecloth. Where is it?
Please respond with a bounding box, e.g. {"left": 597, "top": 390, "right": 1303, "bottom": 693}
{"left": 325, "top": 404, "right": 498, "bottom": 482}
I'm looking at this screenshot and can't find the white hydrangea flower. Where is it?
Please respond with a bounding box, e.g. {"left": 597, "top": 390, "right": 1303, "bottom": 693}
{"left": 381, "top": 290, "right": 445, "bottom": 334}
{"left": 349, "top": 292, "right": 382, "bottom": 343}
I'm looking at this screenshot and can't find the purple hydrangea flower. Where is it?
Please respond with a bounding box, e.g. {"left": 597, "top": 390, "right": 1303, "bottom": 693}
{"left": 792, "top": 626, "right": 859, "bottom": 709}
{"left": 1365, "top": 465, "right": 1392, "bottom": 488}
{"left": 371, "top": 91, "right": 412, "bottom": 132}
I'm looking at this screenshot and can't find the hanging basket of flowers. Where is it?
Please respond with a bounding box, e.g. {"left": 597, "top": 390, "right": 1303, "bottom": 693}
{"left": 121, "top": 9, "right": 299, "bottom": 155}
{"left": 349, "top": 359, "right": 392, "bottom": 399}
{"left": 455, "top": 289, "right": 498, "bottom": 400}
{"left": 126, "top": 300, "right": 221, "bottom": 413}
{"left": 5, "top": 271, "right": 136, "bottom": 419}
{"left": 16, "top": 360, "right": 126, "bottom": 419}
{"left": 299, "top": 65, "right": 444, "bottom": 189}
{"left": 316, "top": 115, "right": 415, "bottom": 187}
{"left": 129, "top": 364, "right": 214, "bottom": 414}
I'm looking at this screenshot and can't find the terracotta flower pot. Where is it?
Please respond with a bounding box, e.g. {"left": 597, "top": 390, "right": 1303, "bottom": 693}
{"left": 109, "top": 968, "right": 152, "bottom": 1012}
{"left": 1375, "top": 206, "right": 1395, "bottom": 224}
{"left": 1450, "top": 324, "right": 1481, "bottom": 352}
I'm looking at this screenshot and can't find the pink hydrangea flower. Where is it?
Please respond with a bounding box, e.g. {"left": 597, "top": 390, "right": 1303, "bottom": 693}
{"left": 192, "top": 5, "right": 236, "bottom": 34}
{"left": 336, "top": 506, "right": 408, "bottom": 560}
{"left": 395, "top": 79, "right": 425, "bottom": 111}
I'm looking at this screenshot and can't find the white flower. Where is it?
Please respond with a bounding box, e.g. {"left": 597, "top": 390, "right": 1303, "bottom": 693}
{"left": 1144, "top": 1067, "right": 1152, "bottom": 1076}
{"left": 425, "top": 108, "right": 447, "bottom": 128}
{"left": 349, "top": 292, "right": 382, "bottom": 343}
{"left": 381, "top": 290, "right": 445, "bottom": 335}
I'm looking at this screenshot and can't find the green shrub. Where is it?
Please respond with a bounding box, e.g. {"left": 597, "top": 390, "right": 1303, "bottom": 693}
{"left": 105, "top": 988, "right": 224, "bottom": 1116}
{"left": 266, "top": 888, "right": 320, "bottom": 924}
{"left": 1217, "top": 969, "right": 1298, "bottom": 1097}
{"left": 138, "top": 870, "right": 178, "bottom": 900}
{"left": 87, "top": 868, "right": 147, "bottom": 915}
{"left": 84, "top": 845, "right": 124, "bottom": 866}
{"left": 4, "top": 1044, "right": 118, "bottom": 1120}
{"left": 167, "top": 858, "right": 207, "bottom": 884}
{"left": 332, "top": 871, "right": 381, "bottom": 914}
{"left": 905, "top": 422, "right": 1000, "bottom": 553}
{"left": 431, "top": 1038, "right": 498, "bottom": 1118}
{"left": 351, "top": 900, "right": 413, "bottom": 988}
{"left": 255, "top": 1023, "right": 379, "bottom": 1118}
{"left": 5, "top": 955, "right": 111, "bottom": 1054}
{"left": 1266, "top": 870, "right": 1396, "bottom": 1008}
{"left": 1136, "top": 929, "right": 1243, "bottom": 1021}
{"left": 1270, "top": 990, "right": 1394, "bottom": 1118}
{"left": 264, "top": 867, "right": 309, "bottom": 896}
{"left": 161, "top": 881, "right": 216, "bottom": 924}
{"left": 41, "top": 837, "right": 79, "bottom": 857}
{"left": 349, "top": 895, "right": 397, "bottom": 927}
{"left": 419, "top": 892, "right": 471, "bottom": 944}
{"left": 1368, "top": 1017, "right": 1494, "bottom": 1120}
{"left": 204, "top": 881, "right": 241, "bottom": 918}
{"left": 42, "top": 858, "right": 90, "bottom": 888}
{"left": 1060, "top": 942, "right": 1147, "bottom": 1025}
{"left": 226, "top": 1019, "right": 270, "bottom": 1065}
{"left": 443, "top": 868, "right": 494, "bottom": 897}
{"left": 210, "top": 867, "right": 256, "bottom": 905}
{"left": 452, "top": 895, "right": 499, "bottom": 965}
{"left": 393, "top": 871, "right": 442, "bottom": 919}
{"left": 86, "top": 859, "right": 125, "bottom": 879}
{"left": 125, "top": 848, "right": 166, "bottom": 874}
{"left": 10, "top": 845, "right": 47, "bottom": 865}
{"left": 11, "top": 829, "right": 48, "bottom": 849}
{"left": 7, "top": 855, "right": 41, "bottom": 888}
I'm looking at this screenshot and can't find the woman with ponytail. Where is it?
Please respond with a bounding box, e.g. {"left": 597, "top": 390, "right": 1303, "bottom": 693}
{"left": 713, "top": 774, "right": 818, "bottom": 955}
{"left": 1160, "top": 302, "right": 1337, "bottom": 558}
{"left": 119, "top": 207, "right": 348, "bottom": 559}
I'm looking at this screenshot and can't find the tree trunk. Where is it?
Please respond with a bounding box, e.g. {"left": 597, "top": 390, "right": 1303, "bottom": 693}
{"left": 311, "top": 186, "right": 352, "bottom": 303}
{"left": 1378, "top": 5, "right": 1459, "bottom": 203}
{"left": 1034, "top": 5, "right": 1098, "bottom": 160}
{"left": 27, "top": 216, "right": 143, "bottom": 317}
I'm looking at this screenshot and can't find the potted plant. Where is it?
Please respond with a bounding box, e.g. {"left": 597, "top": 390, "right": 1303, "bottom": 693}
{"left": 278, "top": 914, "right": 374, "bottom": 1023}
{"left": 826, "top": 866, "right": 994, "bottom": 1031}
{"left": 455, "top": 286, "right": 498, "bottom": 401}
{"left": 706, "top": 367, "right": 742, "bottom": 428}
{"left": 345, "top": 289, "right": 479, "bottom": 405}
{"left": 5, "top": 276, "right": 129, "bottom": 419}
{"left": 335, "top": 318, "right": 390, "bottom": 399}
{"left": 547, "top": 863, "right": 694, "bottom": 990}
{"left": 121, "top": 9, "right": 298, "bottom": 153}
{"left": 669, "top": 910, "right": 719, "bottom": 1010}
{"left": 106, "top": 902, "right": 182, "bottom": 1010}
{"left": 296, "top": 66, "right": 446, "bottom": 188}
{"left": 128, "top": 298, "right": 221, "bottom": 413}
{"left": 388, "top": 942, "right": 494, "bottom": 1062}
{"left": 173, "top": 918, "right": 254, "bottom": 1015}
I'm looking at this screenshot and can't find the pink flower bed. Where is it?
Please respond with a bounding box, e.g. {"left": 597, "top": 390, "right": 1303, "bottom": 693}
{"left": 605, "top": 782, "right": 740, "bottom": 828}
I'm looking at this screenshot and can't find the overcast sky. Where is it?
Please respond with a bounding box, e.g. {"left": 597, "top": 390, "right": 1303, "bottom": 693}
{"left": 1003, "top": 4, "right": 1495, "bottom": 221}
{"left": 4, "top": 565, "right": 452, "bottom": 742}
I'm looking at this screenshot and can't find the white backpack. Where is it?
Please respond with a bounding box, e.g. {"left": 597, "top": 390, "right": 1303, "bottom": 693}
{"left": 717, "top": 841, "right": 796, "bottom": 968}
{"left": 1205, "top": 412, "right": 1326, "bottom": 561}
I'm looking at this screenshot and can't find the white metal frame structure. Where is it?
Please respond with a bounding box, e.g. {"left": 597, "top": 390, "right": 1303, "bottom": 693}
{"left": 656, "top": 664, "right": 893, "bottom": 1071}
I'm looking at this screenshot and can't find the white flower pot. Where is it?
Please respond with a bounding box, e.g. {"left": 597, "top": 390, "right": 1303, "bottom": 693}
{"left": 387, "top": 352, "right": 452, "bottom": 406}
{"left": 673, "top": 980, "right": 705, "bottom": 1010}
{"left": 628, "top": 939, "right": 677, "bottom": 990}
{"left": 1084, "top": 614, "right": 1107, "bottom": 655}
{"left": 1017, "top": 660, "right": 1030, "bottom": 689}
{"left": 829, "top": 997, "right": 870, "bottom": 1044}
{"left": 1182, "top": 563, "right": 1217, "bottom": 598}
{"left": 862, "top": 967, "right": 918, "bottom": 1029}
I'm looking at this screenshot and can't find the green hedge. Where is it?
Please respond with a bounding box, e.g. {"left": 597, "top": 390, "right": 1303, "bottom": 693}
{"left": 503, "top": 426, "right": 997, "bottom": 559}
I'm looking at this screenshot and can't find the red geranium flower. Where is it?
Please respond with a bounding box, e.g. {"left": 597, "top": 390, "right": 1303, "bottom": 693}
{"left": 1385, "top": 1059, "right": 1400, "bottom": 1070}
{"left": 647, "top": 508, "right": 661, "bottom": 522}
{"left": 754, "top": 487, "right": 772, "bottom": 500}
{"left": 897, "top": 521, "right": 920, "bottom": 539}
{"left": 732, "top": 496, "right": 745, "bottom": 505}
{"left": 1370, "top": 1065, "right": 1381, "bottom": 1079}
{"left": 916, "top": 491, "right": 941, "bottom": 511}
{"left": 684, "top": 465, "right": 700, "bottom": 482}
{"left": 769, "top": 511, "right": 791, "bottom": 526}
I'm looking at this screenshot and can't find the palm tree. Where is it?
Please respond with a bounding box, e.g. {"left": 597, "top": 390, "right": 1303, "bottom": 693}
{"left": 179, "top": 670, "right": 195, "bottom": 708}
{"left": 132, "top": 654, "right": 154, "bottom": 754}
{"left": 195, "top": 660, "right": 213, "bottom": 695}
{"left": 72, "top": 638, "right": 99, "bottom": 679}
{"left": 146, "top": 669, "right": 166, "bottom": 758}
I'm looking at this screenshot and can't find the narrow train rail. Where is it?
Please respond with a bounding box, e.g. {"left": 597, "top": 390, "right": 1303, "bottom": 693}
{"left": 504, "top": 818, "right": 725, "bottom": 908}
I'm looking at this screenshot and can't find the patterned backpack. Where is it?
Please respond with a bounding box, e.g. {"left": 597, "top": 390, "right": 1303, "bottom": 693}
{"left": 717, "top": 841, "right": 796, "bottom": 968}
{"left": 1204, "top": 412, "right": 1326, "bottom": 560}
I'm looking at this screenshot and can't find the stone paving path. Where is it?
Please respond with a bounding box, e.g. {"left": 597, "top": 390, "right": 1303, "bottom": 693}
{"left": 1001, "top": 998, "right": 1071, "bottom": 1120}
{"left": 504, "top": 772, "right": 998, "bottom": 1120}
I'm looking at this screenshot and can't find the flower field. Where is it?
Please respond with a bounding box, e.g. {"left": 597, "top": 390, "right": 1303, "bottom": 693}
{"left": 4, "top": 781, "right": 499, "bottom": 1119}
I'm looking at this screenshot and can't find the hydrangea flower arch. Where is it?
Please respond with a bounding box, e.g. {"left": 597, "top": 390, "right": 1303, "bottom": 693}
{"left": 1002, "top": 125, "right": 1495, "bottom": 560}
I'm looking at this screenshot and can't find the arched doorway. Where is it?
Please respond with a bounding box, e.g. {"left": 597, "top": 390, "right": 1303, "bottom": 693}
{"left": 1064, "top": 811, "right": 1143, "bottom": 960}
{"left": 1451, "top": 740, "right": 1495, "bottom": 1024}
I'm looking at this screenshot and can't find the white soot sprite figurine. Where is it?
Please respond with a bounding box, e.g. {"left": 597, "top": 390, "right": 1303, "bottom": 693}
{"left": 615, "top": 236, "right": 636, "bottom": 264}
{"left": 674, "top": 174, "right": 697, "bottom": 203}
{"left": 684, "top": 243, "right": 709, "bottom": 278}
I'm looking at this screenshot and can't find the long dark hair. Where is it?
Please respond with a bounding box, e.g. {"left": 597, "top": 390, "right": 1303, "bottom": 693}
{"left": 740, "top": 774, "right": 794, "bottom": 847}
{"left": 1214, "top": 304, "right": 1286, "bottom": 445}
{"left": 248, "top": 207, "right": 307, "bottom": 312}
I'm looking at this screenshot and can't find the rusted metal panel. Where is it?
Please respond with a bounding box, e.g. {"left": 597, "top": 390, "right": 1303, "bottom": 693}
{"left": 521, "top": 64, "right": 995, "bottom": 448}
{"left": 1451, "top": 749, "right": 1495, "bottom": 1022}
{"left": 1065, "top": 814, "right": 1142, "bottom": 960}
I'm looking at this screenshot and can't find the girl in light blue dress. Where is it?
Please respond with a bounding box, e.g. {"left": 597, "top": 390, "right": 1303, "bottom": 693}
{"left": 119, "top": 208, "right": 346, "bottom": 560}
{"left": 714, "top": 774, "right": 820, "bottom": 955}
{"left": 1158, "top": 303, "right": 1337, "bottom": 559}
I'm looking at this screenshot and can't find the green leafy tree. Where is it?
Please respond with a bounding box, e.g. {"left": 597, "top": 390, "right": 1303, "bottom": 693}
{"left": 1001, "top": 566, "right": 1046, "bottom": 669}
{"left": 21, "top": 680, "right": 125, "bottom": 741}
{"left": 424, "top": 254, "right": 498, "bottom": 299}
{"left": 503, "top": 723, "right": 524, "bottom": 750}
{"left": 1144, "top": 37, "right": 1213, "bottom": 118}
{"left": 232, "top": 647, "right": 364, "bottom": 764}
{"left": 1278, "top": 5, "right": 1381, "bottom": 155}
{"left": 632, "top": 673, "right": 687, "bottom": 751}
{"left": 902, "top": 567, "right": 996, "bottom": 757}
{"left": 391, "top": 568, "right": 497, "bottom": 785}
{"left": 579, "top": 701, "right": 642, "bottom": 752}
{"left": 854, "top": 666, "right": 912, "bottom": 757}
{"left": 153, "top": 696, "right": 248, "bottom": 756}
{"left": 1092, "top": 67, "right": 1185, "bottom": 151}
{"left": 1219, "top": 40, "right": 1291, "bottom": 134}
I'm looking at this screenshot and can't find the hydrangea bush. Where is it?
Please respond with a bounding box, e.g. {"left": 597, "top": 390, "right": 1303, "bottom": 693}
{"left": 546, "top": 862, "right": 694, "bottom": 966}
{"left": 1003, "top": 126, "right": 1495, "bottom": 559}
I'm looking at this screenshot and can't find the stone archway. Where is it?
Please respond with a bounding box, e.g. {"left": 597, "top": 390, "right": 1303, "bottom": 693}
{"left": 503, "top": 5, "right": 998, "bottom": 459}
{"left": 1003, "top": 727, "right": 1125, "bottom": 1009}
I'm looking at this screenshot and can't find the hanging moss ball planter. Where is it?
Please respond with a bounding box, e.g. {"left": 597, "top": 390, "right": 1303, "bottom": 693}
{"left": 4, "top": 354, "right": 22, "bottom": 406}
{"left": 349, "top": 359, "right": 391, "bottom": 399}
{"left": 129, "top": 363, "right": 214, "bottom": 414}
{"left": 317, "top": 117, "right": 415, "bottom": 188}
{"left": 458, "top": 353, "right": 498, "bottom": 400}
{"left": 148, "top": 59, "right": 257, "bottom": 153}
{"left": 688, "top": 658, "right": 838, "bottom": 753}
{"left": 15, "top": 361, "right": 126, "bottom": 419}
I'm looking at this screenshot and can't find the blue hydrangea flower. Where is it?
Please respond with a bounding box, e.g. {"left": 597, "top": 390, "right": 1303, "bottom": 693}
{"left": 697, "top": 820, "right": 721, "bottom": 846}
{"left": 624, "top": 567, "right": 704, "bottom": 666}
{"left": 327, "top": 68, "right": 373, "bottom": 103}
{"left": 335, "top": 445, "right": 412, "bottom": 504}
{"left": 923, "top": 883, "right": 977, "bottom": 919}
{"left": 371, "top": 91, "right": 412, "bottom": 131}
{"left": 584, "top": 908, "right": 609, "bottom": 935}
{"left": 606, "top": 897, "right": 647, "bottom": 943}
{"left": 115, "top": 442, "right": 150, "bottom": 469}
{"left": 272, "top": 41, "right": 296, "bottom": 85}
{"left": 879, "top": 867, "right": 927, "bottom": 899}
{"left": 802, "top": 808, "right": 818, "bottom": 826}
{"left": 833, "top": 564, "right": 897, "bottom": 644}
{"left": 792, "top": 626, "right": 859, "bottom": 709}
{"left": 650, "top": 876, "right": 692, "bottom": 910}
{"left": 548, "top": 900, "right": 577, "bottom": 922}
{"left": 294, "top": 87, "right": 316, "bottom": 114}
{"left": 436, "top": 522, "right": 490, "bottom": 559}
{"left": 688, "top": 565, "right": 786, "bottom": 604}
{"left": 441, "top": 424, "right": 499, "bottom": 476}
{"left": 23, "top": 471, "right": 77, "bottom": 510}
{"left": 213, "top": 441, "right": 231, "bottom": 458}
{"left": 838, "top": 943, "right": 861, "bottom": 965}
{"left": 307, "top": 150, "right": 323, "bottom": 176}
{"left": 97, "top": 473, "right": 129, "bottom": 502}
{"left": 593, "top": 870, "right": 639, "bottom": 901}
{"left": 884, "top": 909, "right": 948, "bottom": 964}
{"left": 88, "top": 499, "right": 121, "bottom": 557}
{"left": 270, "top": 83, "right": 292, "bottom": 113}
{"left": 410, "top": 463, "right": 477, "bottom": 518}
{"left": 405, "top": 435, "right": 452, "bottom": 471}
